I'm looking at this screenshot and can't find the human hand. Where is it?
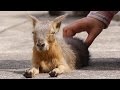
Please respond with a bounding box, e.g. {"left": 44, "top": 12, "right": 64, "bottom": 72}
{"left": 63, "top": 17, "right": 105, "bottom": 47}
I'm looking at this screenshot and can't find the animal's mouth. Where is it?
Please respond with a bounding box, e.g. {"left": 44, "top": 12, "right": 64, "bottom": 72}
{"left": 36, "top": 46, "right": 44, "bottom": 51}
{"left": 36, "top": 46, "right": 48, "bottom": 52}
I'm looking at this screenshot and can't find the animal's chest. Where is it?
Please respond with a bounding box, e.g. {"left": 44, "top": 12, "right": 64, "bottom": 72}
{"left": 33, "top": 46, "right": 60, "bottom": 73}
{"left": 33, "top": 53, "right": 56, "bottom": 72}
{"left": 39, "top": 60, "right": 56, "bottom": 73}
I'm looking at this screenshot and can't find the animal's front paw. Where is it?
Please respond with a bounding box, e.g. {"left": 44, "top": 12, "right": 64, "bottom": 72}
{"left": 49, "top": 70, "right": 59, "bottom": 77}
{"left": 23, "top": 68, "right": 39, "bottom": 78}
{"left": 23, "top": 69, "right": 34, "bottom": 78}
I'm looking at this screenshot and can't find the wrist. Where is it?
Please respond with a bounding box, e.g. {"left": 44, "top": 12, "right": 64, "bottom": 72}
{"left": 87, "top": 11, "right": 117, "bottom": 29}
{"left": 86, "top": 17, "right": 106, "bottom": 30}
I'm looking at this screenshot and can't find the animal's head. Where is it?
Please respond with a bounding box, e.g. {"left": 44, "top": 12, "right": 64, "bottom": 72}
{"left": 29, "top": 14, "right": 67, "bottom": 52}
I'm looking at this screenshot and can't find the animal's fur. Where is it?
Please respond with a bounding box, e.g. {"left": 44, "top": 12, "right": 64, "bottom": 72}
{"left": 23, "top": 14, "right": 90, "bottom": 78}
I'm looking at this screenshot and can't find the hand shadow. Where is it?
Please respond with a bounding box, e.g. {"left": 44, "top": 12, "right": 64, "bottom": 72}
{"left": 82, "top": 58, "right": 120, "bottom": 70}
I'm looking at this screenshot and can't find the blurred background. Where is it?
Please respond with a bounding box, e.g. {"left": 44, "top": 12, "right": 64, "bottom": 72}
{"left": 48, "top": 11, "right": 90, "bottom": 16}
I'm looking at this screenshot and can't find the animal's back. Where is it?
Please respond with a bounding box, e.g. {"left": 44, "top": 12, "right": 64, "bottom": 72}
{"left": 57, "top": 37, "right": 90, "bottom": 70}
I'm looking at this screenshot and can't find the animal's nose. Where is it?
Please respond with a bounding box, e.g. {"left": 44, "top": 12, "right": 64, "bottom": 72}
{"left": 37, "top": 43, "right": 45, "bottom": 47}
{"left": 41, "top": 43, "right": 45, "bottom": 47}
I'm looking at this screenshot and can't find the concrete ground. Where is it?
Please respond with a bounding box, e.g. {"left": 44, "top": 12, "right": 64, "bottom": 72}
{"left": 0, "top": 11, "right": 120, "bottom": 79}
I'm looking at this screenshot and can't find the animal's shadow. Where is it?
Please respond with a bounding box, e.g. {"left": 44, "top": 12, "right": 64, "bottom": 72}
{"left": 0, "top": 58, "right": 120, "bottom": 75}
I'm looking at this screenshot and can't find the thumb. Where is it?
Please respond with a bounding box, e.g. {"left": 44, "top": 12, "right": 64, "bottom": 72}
{"left": 85, "top": 29, "right": 101, "bottom": 47}
{"left": 85, "top": 33, "right": 96, "bottom": 48}
{"left": 85, "top": 28, "right": 103, "bottom": 47}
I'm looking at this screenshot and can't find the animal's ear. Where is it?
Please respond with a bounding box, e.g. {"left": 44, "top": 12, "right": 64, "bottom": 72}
{"left": 27, "top": 14, "right": 39, "bottom": 27}
{"left": 51, "top": 14, "right": 68, "bottom": 34}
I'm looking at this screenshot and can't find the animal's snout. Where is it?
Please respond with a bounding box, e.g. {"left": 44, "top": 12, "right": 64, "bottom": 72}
{"left": 37, "top": 43, "right": 45, "bottom": 48}
{"left": 36, "top": 39, "right": 49, "bottom": 51}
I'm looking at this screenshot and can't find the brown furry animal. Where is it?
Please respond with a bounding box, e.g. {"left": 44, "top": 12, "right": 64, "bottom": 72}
{"left": 23, "top": 14, "right": 90, "bottom": 78}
